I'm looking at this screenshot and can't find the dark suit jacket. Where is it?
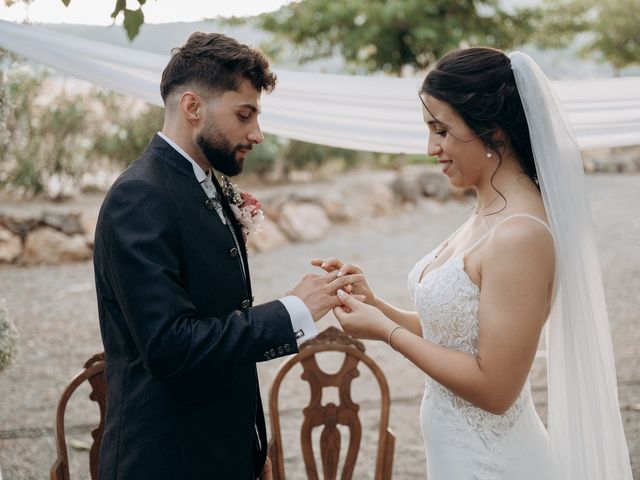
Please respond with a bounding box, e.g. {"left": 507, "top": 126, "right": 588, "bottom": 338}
{"left": 93, "top": 135, "right": 298, "bottom": 479}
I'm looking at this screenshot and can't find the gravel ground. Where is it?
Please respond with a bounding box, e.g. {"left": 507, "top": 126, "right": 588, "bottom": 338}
{"left": 0, "top": 173, "right": 638, "bottom": 479}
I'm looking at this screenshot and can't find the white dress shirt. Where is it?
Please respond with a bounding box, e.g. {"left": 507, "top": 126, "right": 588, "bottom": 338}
{"left": 157, "top": 132, "right": 317, "bottom": 345}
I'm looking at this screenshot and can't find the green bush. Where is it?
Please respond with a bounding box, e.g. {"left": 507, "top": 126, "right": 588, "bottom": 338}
{"left": 0, "top": 58, "right": 91, "bottom": 198}
{"left": 92, "top": 90, "right": 164, "bottom": 167}
{"left": 283, "top": 140, "right": 360, "bottom": 171}
{"left": 240, "top": 133, "right": 285, "bottom": 176}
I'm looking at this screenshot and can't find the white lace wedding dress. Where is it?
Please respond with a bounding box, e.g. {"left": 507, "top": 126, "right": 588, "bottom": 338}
{"left": 407, "top": 214, "right": 551, "bottom": 479}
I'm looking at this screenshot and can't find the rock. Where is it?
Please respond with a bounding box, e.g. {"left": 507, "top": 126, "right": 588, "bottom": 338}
{"left": 278, "top": 203, "right": 331, "bottom": 242}
{"left": 23, "top": 228, "right": 91, "bottom": 265}
{"left": 390, "top": 176, "right": 421, "bottom": 203}
{"left": 0, "top": 225, "right": 22, "bottom": 263}
{"left": 288, "top": 192, "right": 323, "bottom": 205}
{"left": 367, "top": 183, "right": 395, "bottom": 216}
{"left": 41, "top": 211, "right": 84, "bottom": 235}
{"left": 417, "top": 171, "right": 450, "bottom": 200}
{"left": 583, "top": 158, "right": 597, "bottom": 174}
{"left": 0, "top": 212, "right": 40, "bottom": 237}
{"left": 81, "top": 211, "right": 98, "bottom": 248}
{"left": 343, "top": 182, "right": 395, "bottom": 219}
{"left": 260, "top": 193, "right": 288, "bottom": 222}
{"left": 247, "top": 218, "right": 288, "bottom": 253}
{"left": 318, "top": 193, "right": 354, "bottom": 223}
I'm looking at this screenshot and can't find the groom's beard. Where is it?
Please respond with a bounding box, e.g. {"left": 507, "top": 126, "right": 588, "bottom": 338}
{"left": 196, "top": 123, "right": 250, "bottom": 177}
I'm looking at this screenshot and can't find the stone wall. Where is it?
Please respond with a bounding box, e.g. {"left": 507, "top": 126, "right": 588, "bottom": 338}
{"left": 0, "top": 211, "right": 93, "bottom": 265}
{"left": 0, "top": 167, "right": 464, "bottom": 265}
{"left": 583, "top": 146, "right": 640, "bottom": 173}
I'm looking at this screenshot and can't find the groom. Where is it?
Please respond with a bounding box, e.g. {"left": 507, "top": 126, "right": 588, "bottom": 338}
{"left": 93, "top": 32, "right": 354, "bottom": 480}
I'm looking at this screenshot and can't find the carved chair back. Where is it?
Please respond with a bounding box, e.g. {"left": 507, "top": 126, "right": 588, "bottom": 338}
{"left": 50, "top": 352, "right": 106, "bottom": 480}
{"left": 268, "top": 327, "right": 395, "bottom": 480}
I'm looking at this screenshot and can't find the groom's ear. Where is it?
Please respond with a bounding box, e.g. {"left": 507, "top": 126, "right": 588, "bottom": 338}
{"left": 179, "top": 91, "right": 201, "bottom": 122}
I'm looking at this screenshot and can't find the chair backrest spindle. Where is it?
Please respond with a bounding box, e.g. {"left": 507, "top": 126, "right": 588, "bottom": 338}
{"left": 50, "top": 352, "right": 106, "bottom": 480}
{"left": 269, "top": 327, "right": 395, "bottom": 480}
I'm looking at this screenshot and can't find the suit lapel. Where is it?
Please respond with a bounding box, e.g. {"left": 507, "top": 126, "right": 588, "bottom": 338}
{"left": 210, "top": 174, "right": 253, "bottom": 304}
{"left": 150, "top": 134, "right": 254, "bottom": 306}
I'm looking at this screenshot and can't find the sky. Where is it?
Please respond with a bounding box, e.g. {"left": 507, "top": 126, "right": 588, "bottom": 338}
{"left": 0, "top": 0, "right": 294, "bottom": 24}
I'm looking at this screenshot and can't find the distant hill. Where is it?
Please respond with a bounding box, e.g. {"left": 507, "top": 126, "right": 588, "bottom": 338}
{"left": 37, "top": 18, "right": 639, "bottom": 79}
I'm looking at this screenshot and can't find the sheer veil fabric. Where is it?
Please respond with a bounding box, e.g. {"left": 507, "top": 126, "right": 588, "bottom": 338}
{"left": 509, "top": 52, "right": 633, "bottom": 480}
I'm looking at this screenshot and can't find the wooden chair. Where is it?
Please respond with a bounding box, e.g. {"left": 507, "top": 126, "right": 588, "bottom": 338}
{"left": 268, "top": 327, "right": 395, "bottom": 480}
{"left": 50, "top": 352, "right": 106, "bottom": 480}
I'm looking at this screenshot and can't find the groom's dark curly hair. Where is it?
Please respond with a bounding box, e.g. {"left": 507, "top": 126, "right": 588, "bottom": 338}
{"left": 160, "top": 32, "right": 277, "bottom": 102}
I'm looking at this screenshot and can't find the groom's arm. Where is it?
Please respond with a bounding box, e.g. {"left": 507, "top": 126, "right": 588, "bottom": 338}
{"left": 97, "top": 177, "right": 302, "bottom": 382}
{"left": 278, "top": 296, "right": 317, "bottom": 345}
{"left": 97, "top": 177, "right": 352, "bottom": 384}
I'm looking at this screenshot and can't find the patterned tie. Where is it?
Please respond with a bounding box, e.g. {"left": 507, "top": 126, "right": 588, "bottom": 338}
{"left": 200, "top": 174, "right": 247, "bottom": 282}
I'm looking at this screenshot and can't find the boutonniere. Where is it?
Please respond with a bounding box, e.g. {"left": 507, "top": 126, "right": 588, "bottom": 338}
{"left": 220, "top": 176, "right": 264, "bottom": 242}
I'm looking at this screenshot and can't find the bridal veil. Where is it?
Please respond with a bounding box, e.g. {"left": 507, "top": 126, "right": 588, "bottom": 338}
{"left": 509, "top": 51, "right": 633, "bottom": 479}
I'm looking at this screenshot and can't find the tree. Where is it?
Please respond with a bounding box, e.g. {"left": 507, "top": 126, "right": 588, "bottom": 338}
{"left": 534, "top": 0, "right": 640, "bottom": 71}
{"left": 235, "top": 0, "right": 537, "bottom": 75}
{"left": 3, "top": 0, "right": 147, "bottom": 40}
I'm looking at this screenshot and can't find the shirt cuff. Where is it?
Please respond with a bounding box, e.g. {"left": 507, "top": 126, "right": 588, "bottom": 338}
{"left": 278, "top": 295, "right": 317, "bottom": 345}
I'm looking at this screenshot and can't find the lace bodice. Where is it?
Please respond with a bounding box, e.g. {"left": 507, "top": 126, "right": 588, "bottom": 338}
{"left": 407, "top": 214, "right": 551, "bottom": 449}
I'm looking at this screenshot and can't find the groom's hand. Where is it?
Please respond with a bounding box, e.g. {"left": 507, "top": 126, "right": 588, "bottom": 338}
{"left": 311, "top": 258, "right": 376, "bottom": 306}
{"left": 287, "top": 271, "right": 364, "bottom": 322}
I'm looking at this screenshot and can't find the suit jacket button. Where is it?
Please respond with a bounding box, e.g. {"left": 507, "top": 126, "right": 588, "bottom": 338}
{"left": 205, "top": 198, "right": 215, "bottom": 211}
{"left": 269, "top": 348, "right": 276, "bottom": 358}
{"left": 264, "top": 351, "right": 270, "bottom": 359}
{"left": 277, "top": 346, "right": 284, "bottom": 355}
{"left": 241, "top": 299, "right": 251, "bottom": 309}
{"left": 284, "top": 343, "right": 291, "bottom": 353}
{"left": 229, "top": 247, "right": 239, "bottom": 258}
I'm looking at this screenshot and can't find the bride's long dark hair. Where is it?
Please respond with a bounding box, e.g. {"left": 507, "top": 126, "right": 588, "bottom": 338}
{"left": 420, "top": 48, "right": 539, "bottom": 204}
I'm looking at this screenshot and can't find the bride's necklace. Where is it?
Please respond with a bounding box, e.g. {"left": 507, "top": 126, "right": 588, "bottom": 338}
{"left": 475, "top": 194, "right": 502, "bottom": 215}
{"left": 475, "top": 175, "right": 527, "bottom": 216}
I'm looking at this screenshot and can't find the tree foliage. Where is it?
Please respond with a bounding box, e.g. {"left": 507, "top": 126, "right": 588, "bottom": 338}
{"left": 92, "top": 90, "right": 164, "bottom": 167}
{"left": 0, "top": 52, "right": 90, "bottom": 197}
{"left": 244, "top": 0, "right": 537, "bottom": 75}
{"left": 3, "top": 0, "right": 147, "bottom": 40}
{"left": 534, "top": 0, "right": 640, "bottom": 70}
{"left": 0, "top": 50, "right": 165, "bottom": 198}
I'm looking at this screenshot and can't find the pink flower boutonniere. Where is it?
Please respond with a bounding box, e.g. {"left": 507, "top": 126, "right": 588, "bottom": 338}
{"left": 220, "top": 176, "right": 264, "bottom": 242}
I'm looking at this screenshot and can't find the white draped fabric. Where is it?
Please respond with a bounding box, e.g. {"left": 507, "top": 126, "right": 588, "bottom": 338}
{"left": 1, "top": 20, "right": 639, "bottom": 153}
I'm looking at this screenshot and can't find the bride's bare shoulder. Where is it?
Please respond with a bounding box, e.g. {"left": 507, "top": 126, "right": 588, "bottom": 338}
{"left": 484, "top": 215, "right": 555, "bottom": 274}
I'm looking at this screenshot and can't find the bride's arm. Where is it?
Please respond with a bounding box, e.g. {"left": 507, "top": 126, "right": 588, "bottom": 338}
{"left": 372, "top": 297, "right": 421, "bottom": 336}
{"left": 335, "top": 220, "right": 554, "bottom": 415}
{"left": 311, "top": 258, "right": 422, "bottom": 336}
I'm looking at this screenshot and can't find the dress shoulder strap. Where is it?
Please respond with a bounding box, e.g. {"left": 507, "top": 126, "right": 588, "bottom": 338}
{"left": 464, "top": 213, "right": 552, "bottom": 255}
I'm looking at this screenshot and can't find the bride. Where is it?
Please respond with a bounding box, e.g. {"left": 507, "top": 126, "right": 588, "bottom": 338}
{"left": 313, "top": 48, "right": 632, "bottom": 479}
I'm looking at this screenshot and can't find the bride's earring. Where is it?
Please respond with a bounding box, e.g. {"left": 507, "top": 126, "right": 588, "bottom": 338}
{"left": 486, "top": 152, "right": 492, "bottom": 159}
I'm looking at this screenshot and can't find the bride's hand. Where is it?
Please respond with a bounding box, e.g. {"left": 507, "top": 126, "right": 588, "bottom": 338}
{"left": 311, "top": 258, "right": 376, "bottom": 306}
{"left": 333, "top": 289, "right": 395, "bottom": 342}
